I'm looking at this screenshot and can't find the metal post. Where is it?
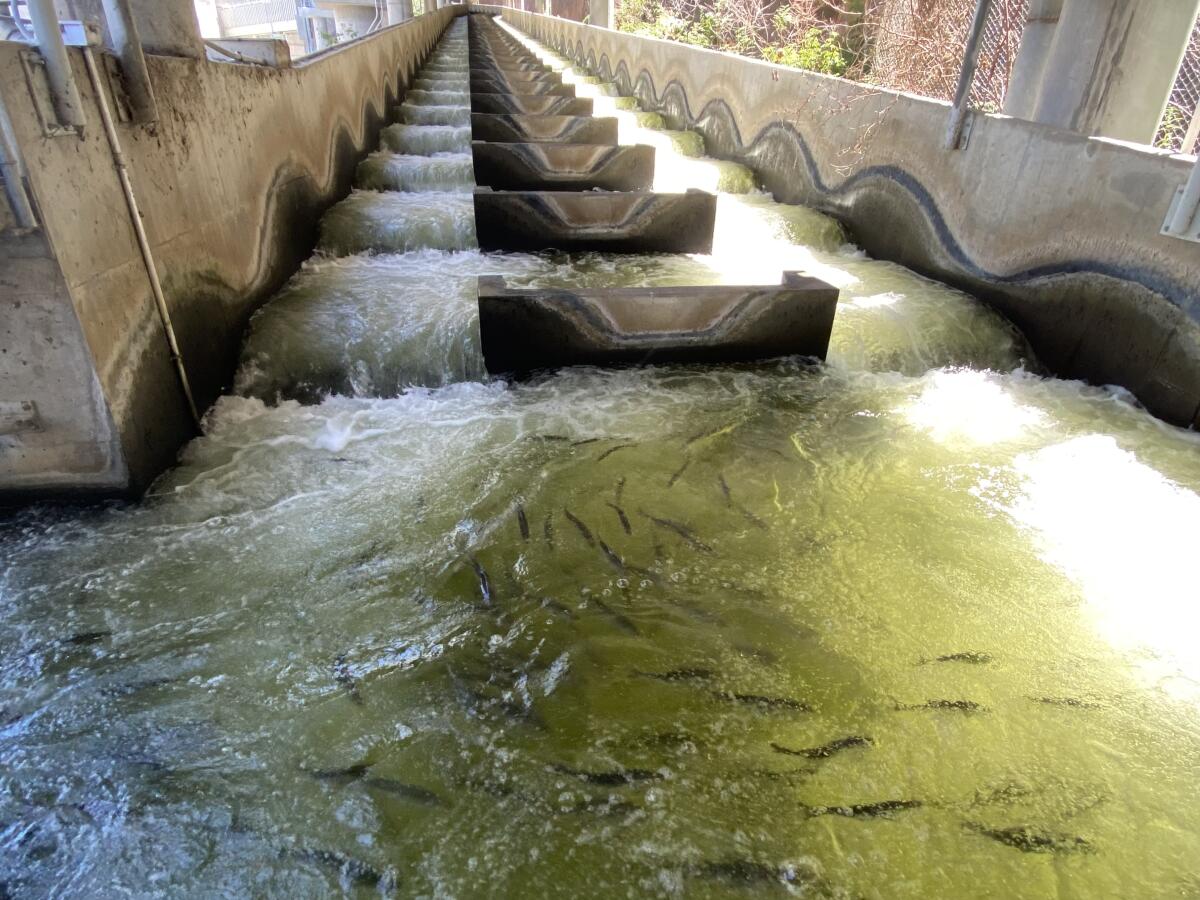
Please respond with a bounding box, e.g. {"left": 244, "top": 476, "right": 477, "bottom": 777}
{"left": 26, "top": 0, "right": 87, "bottom": 130}
{"left": 1165, "top": 155, "right": 1200, "bottom": 238}
{"left": 100, "top": 0, "right": 158, "bottom": 124}
{"left": 81, "top": 44, "right": 202, "bottom": 429}
{"left": 945, "top": 0, "right": 993, "bottom": 150}
{"left": 0, "top": 96, "right": 37, "bottom": 229}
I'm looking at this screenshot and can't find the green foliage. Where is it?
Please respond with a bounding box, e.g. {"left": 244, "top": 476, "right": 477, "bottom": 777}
{"left": 1156, "top": 104, "right": 1187, "bottom": 151}
{"left": 760, "top": 28, "right": 846, "bottom": 76}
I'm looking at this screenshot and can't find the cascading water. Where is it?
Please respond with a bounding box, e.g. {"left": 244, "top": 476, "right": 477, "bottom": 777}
{"left": 3, "top": 16, "right": 1200, "bottom": 900}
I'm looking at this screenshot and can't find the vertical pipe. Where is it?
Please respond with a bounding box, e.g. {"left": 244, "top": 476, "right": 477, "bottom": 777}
{"left": 100, "top": 0, "right": 158, "bottom": 124}
{"left": 26, "top": 0, "right": 87, "bottom": 129}
{"left": 81, "top": 45, "right": 202, "bottom": 429}
{"left": 944, "top": 0, "right": 993, "bottom": 149}
{"left": 0, "top": 96, "right": 37, "bottom": 229}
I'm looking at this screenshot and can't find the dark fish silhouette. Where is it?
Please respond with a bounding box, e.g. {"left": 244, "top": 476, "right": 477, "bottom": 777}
{"left": 551, "top": 763, "right": 663, "bottom": 785}
{"left": 964, "top": 822, "right": 1094, "bottom": 854}
{"left": 593, "top": 598, "right": 639, "bottom": 635}
{"left": 543, "top": 514, "right": 555, "bottom": 549}
{"left": 606, "top": 502, "right": 632, "bottom": 535}
{"left": 897, "top": 699, "right": 985, "bottom": 712}
{"left": 468, "top": 556, "right": 493, "bottom": 606}
{"left": 688, "top": 858, "right": 826, "bottom": 890}
{"left": 806, "top": 799, "right": 923, "bottom": 818}
{"left": 614, "top": 476, "right": 626, "bottom": 506}
{"left": 282, "top": 848, "right": 386, "bottom": 888}
{"left": 61, "top": 630, "right": 112, "bottom": 647}
{"left": 563, "top": 508, "right": 595, "bottom": 547}
{"left": 333, "top": 654, "right": 364, "bottom": 705}
{"left": 771, "top": 736, "right": 872, "bottom": 759}
{"left": 516, "top": 505, "right": 530, "bottom": 541}
{"left": 920, "top": 651, "right": 993, "bottom": 665}
{"left": 637, "top": 668, "right": 714, "bottom": 683}
{"left": 542, "top": 597, "right": 577, "bottom": 619}
{"left": 310, "top": 763, "right": 370, "bottom": 782}
{"left": 361, "top": 777, "right": 442, "bottom": 806}
{"left": 1032, "top": 696, "right": 1102, "bottom": 709}
{"left": 560, "top": 796, "right": 640, "bottom": 817}
{"left": 571, "top": 437, "right": 602, "bottom": 447}
{"left": 598, "top": 539, "right": 627, "bottom": 575}
{"left": 713, "top": 691, "right": 811, "bottom": 712}
{"left": 597, "top": 443, "right": 636, "bottom": 462}
{"left": 639, "top": 511, "right": 714, "bottom": 554}
{"left": 667, "top": 458, "right": 690, "bottom": 487}
{"left": 717, "top": 473, "right": 733, "bottom": 504}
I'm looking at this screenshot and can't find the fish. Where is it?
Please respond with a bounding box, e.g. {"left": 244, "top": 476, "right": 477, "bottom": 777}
{"left": 963, "top": 822, "right": 1095, "bottom": 854}
{"left": 597, "top": 539, "right": 626, "bottom": 575}
{"left": 639, "top": 511, "right": 714, "bottom": 554}
{"left": 563, "top": 508, "right": 596, "bottom": 547}
{"left": 896, "top": 699, "right": 985, "bottom": 712}
{"left": 1031, "top": 696, "right": 1102, "bottom": 709}
{"left": 717, "top": 473, "right": 733, "bottom": 504}
{"left": 687, "top": 859, "right": 827, "bottom": 890}
{"left": 551, "top": 763, "right": 663, "bottom": 785}
{"left": 734, "top": 503, "right": 769, "bottom": 530}
{"left": 685, "top": 420, "right": 740, "bottom": 446}
{"left": 282, "top": 848, "right": 387, "bottom": 888}
{"left": 614, "top": 476, "right": 626, "bottom": 506}
{"left": 636, "top": 668, "right": 714, "bottom": 683}
{"left": 606, "top": 502, "right": 632, "bottom": 535}
{"left": 310, "top": 763, "right": 370, "bottom": 782}
{"left": 593, "top": 598, "right": 639, "bottom": 635}
{"left": 541, "top": 597, "right": 577, "bottom": 619}
{"left": 570, "top": 437, "right": 602, "bottom": 446}
{"left": 333, "top": 654, "right": 364, "bottom": 705}
{"left": 667, "top": 458, "right": 690, "bottom": 487}
{"left": 60, "top": 630, "right": 112, "bottom": 647}
{"left": 597, "top": 443, "right": 636, "bottom": 462}
{"left": 805, "top": 799, "right": 923, "bottom": 818}
{"left": 468, "top": 556, "right": 493, "bottom": 606}
{"left": 102, "top": 675, "right": 183, "bottom": 697}
{"left": 919, "top": 651, "right": 993, "bottom": 665}
{"left": 733, "top": 643, "right": 780, "bottom": 666}
{"left": 771, "top": 736, "right": 872, "bottom": 759}
{"left": 516, "top": 505, "right": 530, "bottom": 541}
{"left": 713, "top": 691, "right": 811, "bottom": 712}
{"left": 543, "top": 514, "right": 555, "bottom": 549}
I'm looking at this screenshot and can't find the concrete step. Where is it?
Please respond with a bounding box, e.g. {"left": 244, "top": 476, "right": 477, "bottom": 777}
{"left": 470, "top": 80, "right": 576, "bottom": 98}
{"left": 477, "top": 272, "right": 839, "bottom": 375}
{"left": 472, "top": 142, "right": 655, "bottom": 191}
{"left": 473, "top": 189, "right": 716, "bottom": 253}
{"left": 470, "top": 113, "right": 619, "bottom": 145}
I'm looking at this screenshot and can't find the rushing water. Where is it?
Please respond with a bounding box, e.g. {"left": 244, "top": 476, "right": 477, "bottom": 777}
{"left": 3, "top": 17, "right": 1200, "bottom": 899}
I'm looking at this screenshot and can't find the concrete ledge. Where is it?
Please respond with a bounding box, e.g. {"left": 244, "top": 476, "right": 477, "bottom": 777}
{"left": 470, "top": 79, "right": 576, "bottom": 97}
{"left": 478, "top": 271, "right": 838, "bottom": 374}
{"left": 482, "top": 5, "right": 1200, "bottom": 428}
{"left": 470, "top": 113, "right": 619, "bottom": 144}
{"left": 471, "top": 93, "right": 593, "bottom": 116}
{"left": 472, "top": 141, "right": 655, "bottom": 190}
{"left": 473, "top": 188, "right": 716, "bottom": 252}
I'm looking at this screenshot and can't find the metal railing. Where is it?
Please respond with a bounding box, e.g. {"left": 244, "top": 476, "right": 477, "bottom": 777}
{"left": 1155, "top": 19, "right": 1200, "bottom": 155}
{"left": 216, "top": 0, "right": 299, "bottom": 31}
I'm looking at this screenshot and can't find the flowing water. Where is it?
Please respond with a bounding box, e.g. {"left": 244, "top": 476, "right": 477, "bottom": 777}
{"left": 3, "top": 17, "right": 1200, "bottom": 899}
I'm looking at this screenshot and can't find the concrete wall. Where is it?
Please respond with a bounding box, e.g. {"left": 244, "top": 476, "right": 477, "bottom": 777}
{"left": 0, "top": 6, "right": 462, "bottom": 499}
{"left": 485, "top": 7, "right": 1200, "bottom": 430}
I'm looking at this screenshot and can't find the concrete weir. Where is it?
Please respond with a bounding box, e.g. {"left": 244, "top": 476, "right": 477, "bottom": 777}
{"left": 467, "top": 10, "right": 839, "bottom": 374}
{"left": 478, "top": 273, "right": 840, "bottom": 375}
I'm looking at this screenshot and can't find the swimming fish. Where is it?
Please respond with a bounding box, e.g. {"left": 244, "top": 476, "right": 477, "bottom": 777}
{"left": 516, "top": 505, "right": 530, "bottom": 541}
{"left": 805, "top": 799, "right": 923, "bottom": 818}
{"left": 614, "top": 476, "right": 626, "bottom": 506}
{"left": 597, "top": 443, "right": 636, "bottom": 462}
{"left": 333, "top": 654, "right": 364, "bottom": 705}
{"left": 712, "top": 691, "right": 811, "bottom": 712}
{"left": 361, "top": 778, "right": 442, "bottom": 806}
{"left": 563, "top": 508, "right": 596, "bottom": 547}
{"left": 598, "top": 539, "right": 627, "bottom": 575}
{"left": 60, "top": 630, "right": 112, "bottom": 647}
{"left": 468, "top": 556, "right": 493, "bottom": 606}
{"left": 717, "top": 473, "right": 733, "bottom": 504}
{"left": 771, "top": 736, "right": 872, "bottom": 759}
{"left": 919, "top": 651, "right": 993, "bottom": 665}
{"left": 639, "top": 511, "right": 714, "bottom": 555}
{"left": 717, "top": 474, "right": 768, "bottom": 530}
{"left": 560, "top": 796, "right": 640, "bottom": 817}
{"left": 667, "top": 458, "right": 691, "bottom": 487}
{"left": 282, "top": 848, "right": 386, "bottom": 888}
{"left": 543, "top": 514, "right": 555, "bottom": 549}
{"left": 636, "top": 668, "right": 714, "bottom": 683}
{"left": 896, "top": 699, "right": 985, "bottom": 712}
{"left": 1031, "top": 696, "right": 1102, "bottom": 709}
{"left": 963, "top": 822, "right": 1094, "bottom": 854}
{"left": 550, "top": 764, "right": 663, "bottom": 785}
{"left": 593, "top": 598, "right": 639, "bottom": 635}
{"left": 605, "top": 502, "right": 632, "bottom": 535}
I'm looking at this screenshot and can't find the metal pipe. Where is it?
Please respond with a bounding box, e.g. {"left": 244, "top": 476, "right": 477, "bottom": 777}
{"left": 26, "top": 0, "right": 87, "bottom": 130}
{"left": 1167, "top": 155, "right": 1200, "bottom": 237}
{"left": 81, "top": 45, "right": 202, "bottom": 429}
{"left": 203, "top": 39, "right": 274, "bottom": 66}
{"left": 945, "top": 0, "right": 993, "bottom": 150}
{"left": 100, "top": 0, "right": 158, "bottom": 124}
{"left": 0, "top": 95, "right": 37, "bottom": 229}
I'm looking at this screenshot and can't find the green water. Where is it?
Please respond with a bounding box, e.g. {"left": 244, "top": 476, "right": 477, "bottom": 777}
{"left": 2, "top": 18, "right": 1199, "bottom": 900}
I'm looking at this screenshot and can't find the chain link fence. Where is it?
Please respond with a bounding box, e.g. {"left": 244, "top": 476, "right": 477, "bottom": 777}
{"left": 1155, "top": 20, "right": 1200, "bottom": 155}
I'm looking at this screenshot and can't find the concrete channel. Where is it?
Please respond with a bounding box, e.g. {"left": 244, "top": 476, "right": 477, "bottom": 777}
{"left": 1, "top": 7, "right": 1200, "bottom": 898}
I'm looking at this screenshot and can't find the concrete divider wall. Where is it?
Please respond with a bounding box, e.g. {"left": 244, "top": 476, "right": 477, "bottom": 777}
{"left": 483, "top": 6, "right": 1200, "bottom": 429}
{"left": 0, "top": 6, "right": 463, "bottom": 498}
